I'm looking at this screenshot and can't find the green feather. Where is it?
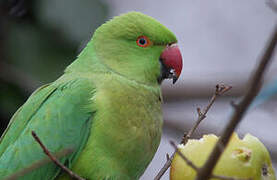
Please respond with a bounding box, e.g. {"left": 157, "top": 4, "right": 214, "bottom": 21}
{"left": 0, "top": 76, "right": 95, "bottom": 179}
{"left": 0, "top": 11, "right": 178, "bottom": 180}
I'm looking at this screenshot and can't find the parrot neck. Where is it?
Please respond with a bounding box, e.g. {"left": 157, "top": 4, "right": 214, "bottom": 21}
{"left": 64, "top": 41, "right": 108, "bottom": 74}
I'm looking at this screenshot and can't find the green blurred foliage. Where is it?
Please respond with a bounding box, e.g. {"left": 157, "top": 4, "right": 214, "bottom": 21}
{"left": 0, "top": 0, "right": 109, "bottom": 133}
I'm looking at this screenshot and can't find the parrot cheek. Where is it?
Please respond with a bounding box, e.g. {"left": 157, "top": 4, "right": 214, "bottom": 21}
{"left": 158, "top": 44, "right": 183, "bottom": 84}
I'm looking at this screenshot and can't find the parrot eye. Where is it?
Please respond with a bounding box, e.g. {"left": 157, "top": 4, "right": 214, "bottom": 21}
{"left": 136, "top": 36, "right": 150, "bottom": 47}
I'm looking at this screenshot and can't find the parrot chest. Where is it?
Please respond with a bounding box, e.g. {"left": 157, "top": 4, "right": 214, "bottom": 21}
{"left": 72, "top": 79, "right": 163, "bottom": 179}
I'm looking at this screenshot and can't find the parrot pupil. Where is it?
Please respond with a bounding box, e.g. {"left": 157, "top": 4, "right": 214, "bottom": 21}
{"left": 136, "top": 36, "right": 149, "bottom": 47}
{"left": 139, "top": 38, "right": 146, "bottom": 45}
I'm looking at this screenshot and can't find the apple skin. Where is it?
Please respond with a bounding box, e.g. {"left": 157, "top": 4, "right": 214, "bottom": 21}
{"left": 170, "top": 133, "right": 276, "bottom": 180}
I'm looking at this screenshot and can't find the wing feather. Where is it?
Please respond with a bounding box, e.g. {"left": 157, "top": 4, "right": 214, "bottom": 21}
{"left": 0, "top": 77, "right": 95, "bottom": 180}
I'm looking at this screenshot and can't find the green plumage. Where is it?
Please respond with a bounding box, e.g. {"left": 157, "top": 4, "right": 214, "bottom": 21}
{"left": 0, "top": 12, "right": 177, "bottom": 179}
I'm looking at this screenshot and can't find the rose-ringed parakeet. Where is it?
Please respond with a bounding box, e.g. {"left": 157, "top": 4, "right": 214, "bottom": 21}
{"left": 0, "top": 12, "right": 183, "bottom": 180}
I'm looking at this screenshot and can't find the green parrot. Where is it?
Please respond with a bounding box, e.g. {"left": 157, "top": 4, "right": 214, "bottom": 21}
{"left": 0, "top": 12, "right": 182, "bottom": 180}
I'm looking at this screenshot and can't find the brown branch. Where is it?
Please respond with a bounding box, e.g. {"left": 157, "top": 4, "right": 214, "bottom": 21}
{"left": 170, "top": 141, "right": 251, "bottom": 180}
{"left": 182, "top": 84, "right": 232, "bottom": 145}
{"left": 3, "top": 148, "right": 73, "bottom": 180}
{"left": 170, "top": 141, "right": 199, "bottom": 171}
{"left": 154, "top": 84, "right": 231, "bottom": 180}
{"left": 195, "top": 24, "right": 277, "bottom": 180}
{"left": 31, "top": 131, "right": 86, "bottom": 180}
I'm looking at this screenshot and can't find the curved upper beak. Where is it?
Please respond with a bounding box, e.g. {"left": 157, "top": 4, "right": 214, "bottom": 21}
{"left": 159, "top": 44, "right": 183, "bottom": 84}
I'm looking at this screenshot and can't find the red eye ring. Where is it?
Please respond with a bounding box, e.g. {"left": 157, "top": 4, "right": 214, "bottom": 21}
{"left": 136, "top": 36, "right": 150, "bottom": 47}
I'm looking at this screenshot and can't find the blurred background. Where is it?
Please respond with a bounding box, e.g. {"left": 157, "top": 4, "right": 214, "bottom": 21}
{"left": 0, "top": 0, "right": 276, "bottom": 179}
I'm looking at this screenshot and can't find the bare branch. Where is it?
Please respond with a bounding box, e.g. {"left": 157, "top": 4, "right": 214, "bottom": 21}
{"left": 182, "top": 84, "right": 232, "bottom": 145}
{"left": 31, "top": 131, "right": 86, "bottom": 180}
{"left": 166, "top": 153, "right": 170, "bottom": 161}
{"left": 169, "top": 141, "right": 199, "bottom": 171}
{"left": 3, "top": 149, "right": 73, "bottom": 180}
{"left": 154, "top": 84, "right": 231, "bottom": 180}
{"left": 195, "top": 24, "right": 277, "bottom": 180}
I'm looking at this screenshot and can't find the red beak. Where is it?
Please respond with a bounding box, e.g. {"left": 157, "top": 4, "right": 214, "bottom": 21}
{"left": 160, "top": 44, "right": 183, "bottom": 84}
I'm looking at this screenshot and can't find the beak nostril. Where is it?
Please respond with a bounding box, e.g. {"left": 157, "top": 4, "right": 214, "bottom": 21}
{"left": 169, "top": 43, "right": 177, "bottom": 47}
{"left": 169, "top": 69, "right": 175, "bottom": 74}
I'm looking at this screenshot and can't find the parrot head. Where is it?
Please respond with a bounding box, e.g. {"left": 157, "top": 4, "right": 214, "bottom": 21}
{"left": 91, "top": 11, "right": 183, "bottom": 85}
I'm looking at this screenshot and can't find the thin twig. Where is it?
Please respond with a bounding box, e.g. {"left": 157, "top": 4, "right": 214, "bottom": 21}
{"left": 166, "top": 153, "right": 170, "bottom": 161}
{"left": 170, "top": 141, "right": 199, "bottom": 171}
{"left": 154, "top": 84, "right": 231, "bottom": 180}
{"left": 3, "top": 148, "right": 73, "bottom": 180}
{"left": 195, "top": 24, "right": 277, "bottom": 180}
{"left": 170, "top": 141, "right": 251, "bottom": 180}
{"left": 182, "top": 84, "right": 232, "bottom": 145}
{"left": 31, "top": 131, "right": 86, "bottom": 180}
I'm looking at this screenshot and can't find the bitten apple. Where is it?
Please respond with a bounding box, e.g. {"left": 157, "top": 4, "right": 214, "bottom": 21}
{"left": 170, "top": 133, "right": 276, "bottom": 180}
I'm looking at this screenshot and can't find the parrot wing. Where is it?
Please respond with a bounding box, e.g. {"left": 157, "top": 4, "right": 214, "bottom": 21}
{"left": 0, "top": 76, "right": 96, "bottom": 180}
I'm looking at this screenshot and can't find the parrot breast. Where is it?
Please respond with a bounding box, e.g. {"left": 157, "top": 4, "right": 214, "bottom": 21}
{"left": 69, "top": 75, "right": 163, "bottom": 180}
